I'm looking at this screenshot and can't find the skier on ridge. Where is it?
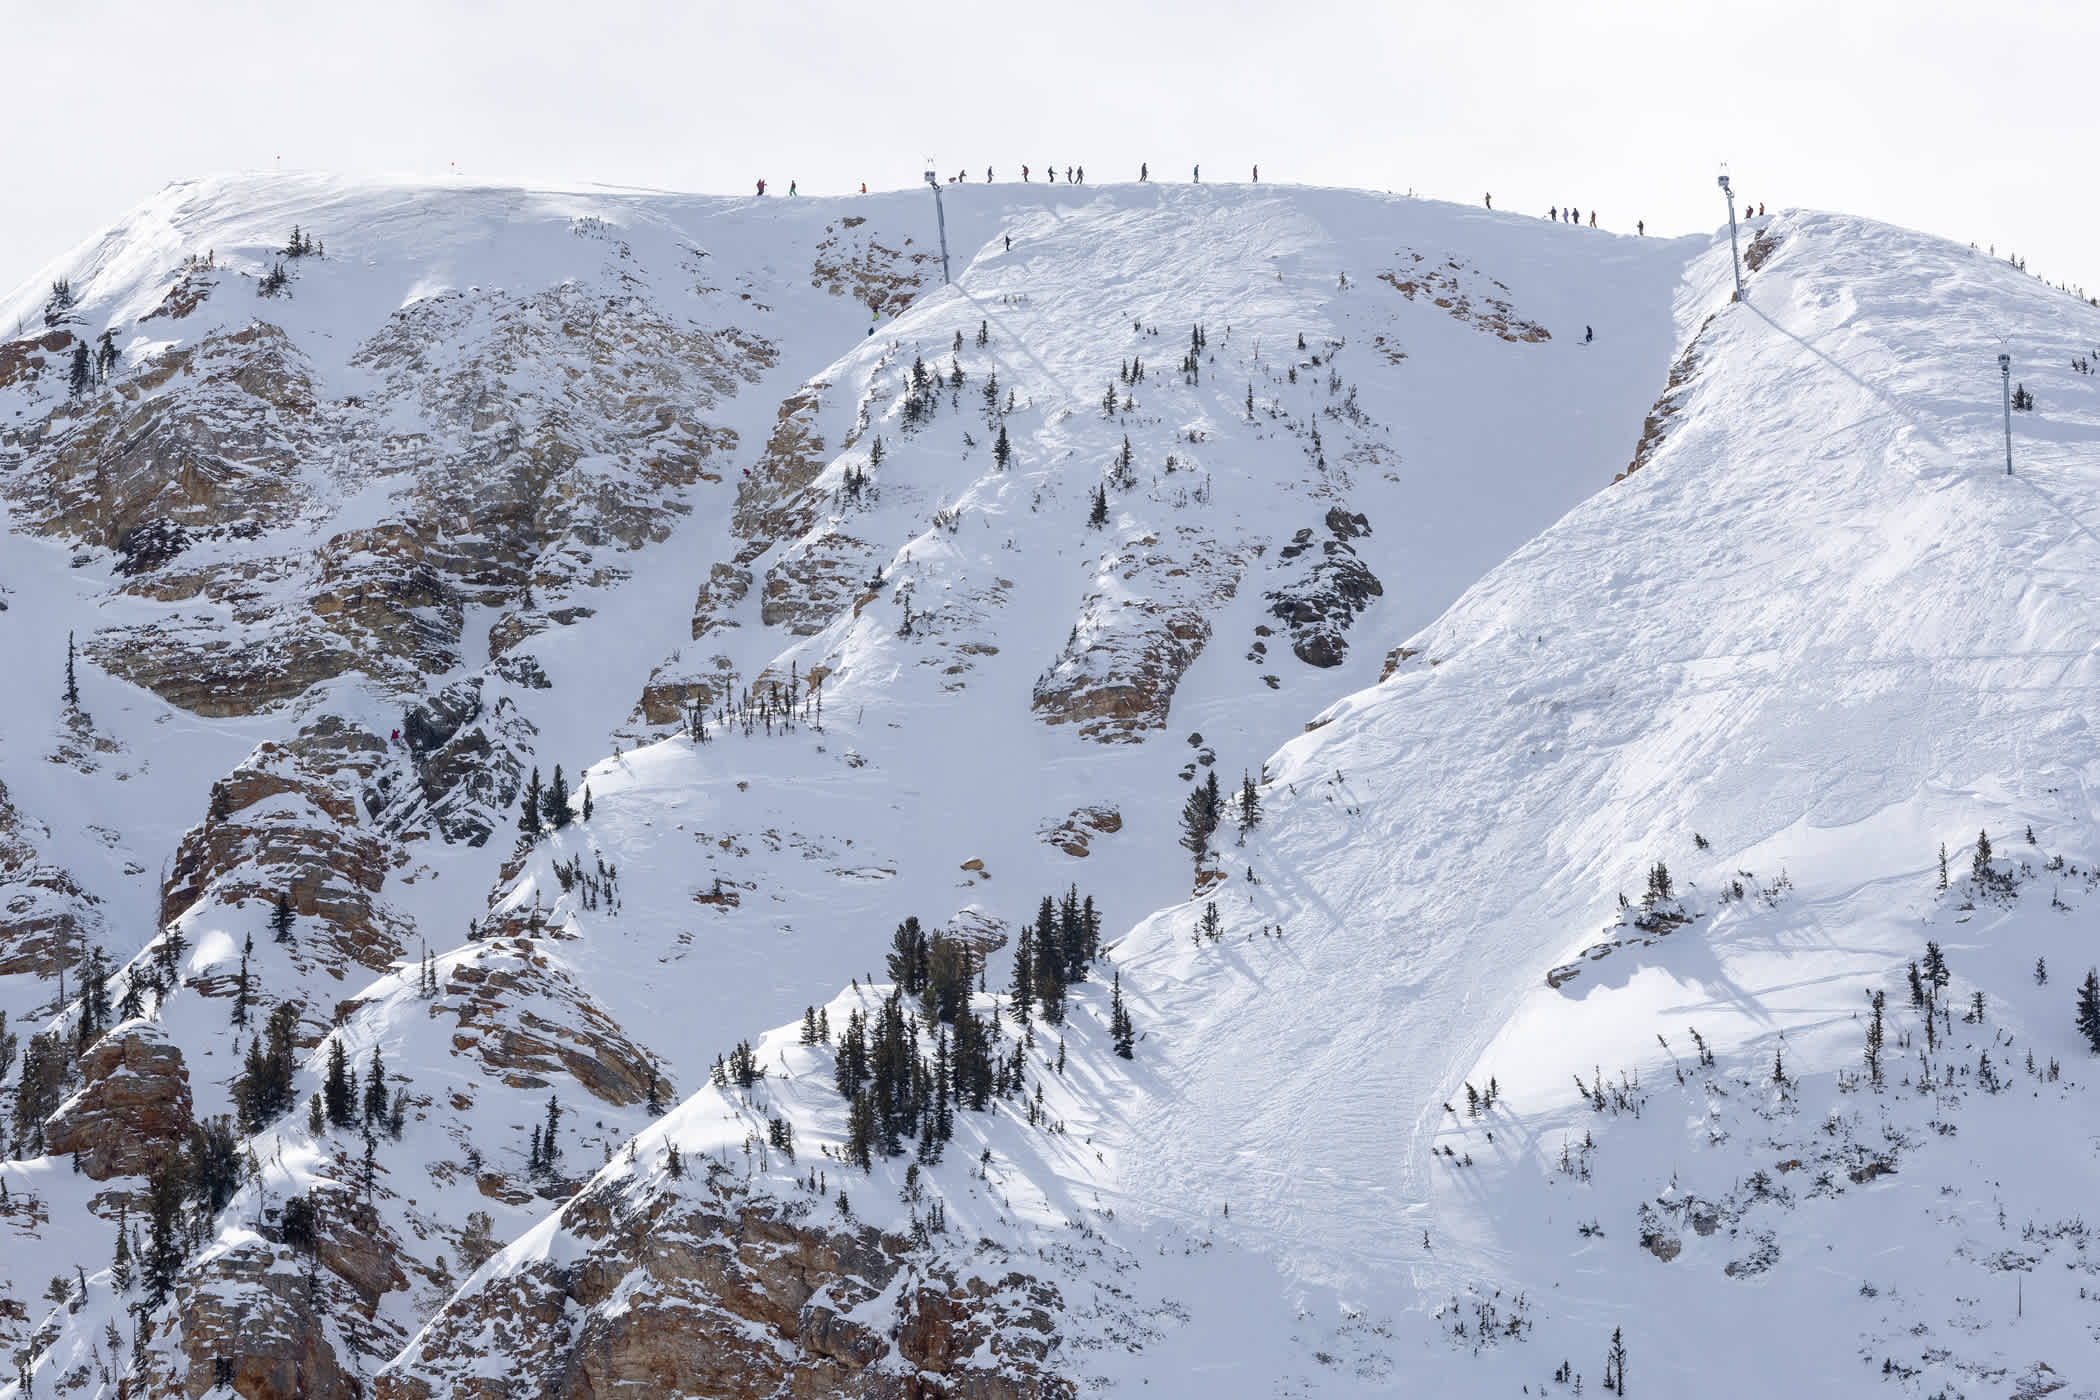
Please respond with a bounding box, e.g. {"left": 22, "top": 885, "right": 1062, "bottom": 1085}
{"left": 1193, "top": 164, "right": 1201, "bottom": 182}
{"left": 756, "top": 179, "right": 766, "bottom": 196}
{"left": 1484, "top": 192, "right": 1491, "bottom": 209}
{"left": 1022, "top": 164, "right": 1030, "bottom": 181}
{"left": 1141, "top": 162, "right": 1149, "bottom": 182}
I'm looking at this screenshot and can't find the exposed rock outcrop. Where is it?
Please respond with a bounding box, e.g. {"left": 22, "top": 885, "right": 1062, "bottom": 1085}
{"left": 378, "top": 1168, "right": 1070, "bottom": 1400}
{"left": 1263, "top": 507, "right": 1381, "bottom": 668}
{"left": 43, "top": 1026, "right": 194, "bottom": 1179}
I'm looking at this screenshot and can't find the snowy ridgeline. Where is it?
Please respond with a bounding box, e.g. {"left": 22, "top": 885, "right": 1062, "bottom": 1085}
{"left": 2, "top": 174, "right": 2100, "bottom": 1396}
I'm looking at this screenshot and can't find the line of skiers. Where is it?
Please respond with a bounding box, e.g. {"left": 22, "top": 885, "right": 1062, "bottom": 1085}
{"left": 754, "top": 163, "right": 1260, "bottom": 195}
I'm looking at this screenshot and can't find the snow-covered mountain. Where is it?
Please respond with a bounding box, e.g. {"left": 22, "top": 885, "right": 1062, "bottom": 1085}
{"left": 2, "top": 172, "right": 2098, "bottom": 1399}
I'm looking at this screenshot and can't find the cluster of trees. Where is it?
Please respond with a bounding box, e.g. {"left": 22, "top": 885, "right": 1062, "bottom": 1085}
{"left": 681, "top": 669, "right": 827, "bottom": 747}
{"left": 1179, "top": 770, "right": 1261, "bottom": 874}
{"left": 321, "top": 1039, "right": 407, "bottom": 1139}
{"left": 1009, "top": 888, "right": 1103, "bottom": 1025}
{"left": 282, "top": 225, "right": 323, "bottom": 258}
{"left": 519, "top": 765, "right": 597, "bottom": 836}
{"left": 820, "top": 892, "right": 1125, "bottom": 1170}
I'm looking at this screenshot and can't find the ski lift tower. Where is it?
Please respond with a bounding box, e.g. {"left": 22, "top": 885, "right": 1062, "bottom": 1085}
{"left": 2000, "top": 353, "right": 2014, "bottom": 474}
{"left": 1718, "top": 169, "right": 1744, "bottom": 303}
{"left": 923, "top": 163, "right": 953, "bottom": 285}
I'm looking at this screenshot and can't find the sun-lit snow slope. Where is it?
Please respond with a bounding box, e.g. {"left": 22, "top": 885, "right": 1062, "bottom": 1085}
{"left": 480, "top": 182, "right": 1701, "bottom": 1076}
{"left": 1096, "top": 212, "right": 2100, "bottom": 1376}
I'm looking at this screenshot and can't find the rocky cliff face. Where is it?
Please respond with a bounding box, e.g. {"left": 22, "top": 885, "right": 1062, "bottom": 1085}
{"left": 42, "top": 1027, "right": 193, "bottom": 1180}
{"left": 381, "top": 1166, "right": 1071, "bottom": 1400}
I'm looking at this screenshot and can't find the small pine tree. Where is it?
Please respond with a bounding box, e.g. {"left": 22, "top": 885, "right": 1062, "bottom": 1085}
{"left": 270, "top": 891, "right": 296, "bottom": 944}
{"left": 363, "top": 1048, "right": 389, "bottom": 1127}
{"left": 993, "top": 424, "right": 1012, "bottom": 470}
{"left": 323, "top": 1040, "right": 355, "bottom": 1127}
{"left": 1864, "top": 989, "right": 1884, "bottom": 1085}
{"left": 1936, "top": 842, "right": 1948, "bottom": 891}
{"left": 543, "top": 765, "right": 572, "bottom": 830}
{"left": 1238, "top": 771, "right": 1261, "bottom": 836}
{"left": 1088, "top": 483, "right": 1109, "bottom": 528}
{"left": 1972, "top": 829, "right": 1993, "bottom": 883}
{"left": 69, "top": 340, "right": 92, "bottom": 397}
{"left": 581, "top": 784, "right": 593, "bottom": 822}
{"left": 1923, "top": 940, "right": 1950, "bottom": 998}
{"left": 2035, "top": 956, "right": 2048, "bottom": 986}
{"left": 2077, "top": 969, "right": 2100, "bottom": 1053}
{"left": 1110, "top": 971, "right": 1134, "bottom": 1058}
{"left": 63, "top": 631, "right": 80, "bottom": 708}
{"left": 520, "top": 767, "right": 543, "bottom": 836}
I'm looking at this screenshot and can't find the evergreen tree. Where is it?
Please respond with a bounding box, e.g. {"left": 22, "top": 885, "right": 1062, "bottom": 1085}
{"left": 1864, "top": 989, "right": 1884, "bottom": 1085}
{"left": 1922, "top": 941, "right": 1950, "bottom": 999}
{"left": 323, "top": 1039, "right": 355, "bottom": 1127}
{"left": 2035, "top": 956, "right": 2049, "bottom": 986}
{"left": 953, "top": 1010, "right": 993, "bottom": 1109}
{"left": 231, "top": 945, "right": 252, "bottom": 1028}
{"left": 993, "top": 424, "right": 1012, "bottom": 470}
{"left": 834, "top": 1008, "right": 870, "bottom": 1099}
{"left": 236, "top": 1002, "right": 301, "bottom": 1132}
{"left": 540, "top": 1096, "right": 562, "bottom": 1171}
{"left": 141, "top": 1166, "right": 186, "bottom": 1307}
{"left": 645, "top": 1058, "right": 663, "bottom": 1116}
{"left": 886, "top": 916, "right": 931, "bottom": 995}
{"left": 271, "top": 889, "right": 296, "bottom": 944}
{"left": 845, "top": 1088, "right": 875, "bottom": 1169}
{"left": 921, "top": 932, "right": 970, "bottom": 1026}
{"left": 581, "top": 784, "right": 593, "bottom": 821}
{"left": 1907, "top": 960, "right": 1926, "bottom": 1009}
{"left": 77, "top": 945, "right": 112, "bottom": 1049}
{"left": 1088, "top": 483, "right": 1109, "bottom": 528}
{"left": 110, "top": 1206, "right": 133, "bottom": 1291}
{"left": 363, "top": 1048, "right": 389, "bottom": 1128}
{"left": 1180, "top": 771, "right": 1222, "bottom": 872}
{"left": 69, "top": 340, "right": 91, "bottom": 397}
{"left": 1110, "top": 971, "right": 1135, "bottom": 1058}
{"left": 1009, "top": 921, "right": 1036, "bottom": 1022}
{"left": 1238, "top": 771, "right": 1261, "bottom": 836}
{"left": 63, "top": 631, "right": 79, "bottom": 708}
{"left": 1972, "top": 829, "right": 1993, "bottom": 883}
{"left": 1031, "top": 896, "right": 1066, "bottom": 1024}
{"left": 520, "top": 766, "right": 543, "bottom": 836}
{"left": 2078, "top": 969, "right": 2100, "bottom": 1053}
{"left": 542, "top": 765, "right": 572, "bottom": 830}
{"left": 1936, "top": 842, "right": 1948, "bottom": 891}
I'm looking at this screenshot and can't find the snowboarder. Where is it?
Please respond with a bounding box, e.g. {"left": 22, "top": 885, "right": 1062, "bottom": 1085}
{"left": 756, "top": 179, "right": 766, "bottom": 196}
{"left": 789, "top": 180, "right": 797, "bottom": 196}
{"left": 987, "top": 166, "right": 993, "bottom": 182}
{"left": 1637, "top": 219, "right": 1644, "bottom": 236}
{"left": 1077, "top": 165, "right": 1084, "bottom": 183}
{"left": 1022, "top": 165, "right": 1030, "bottom": 182}
{"left": 1758, "top": 203, "right": 1766, "bottom": 217}
{"left": 1141, "top": 162, "right": 1148, "bottom": 182}
{"left": 1065, "top": 166, "right": 1073, "bottom": 182}
{"left": 1484, "top": 192, "right": 1491, "bottom": 209}
{"left": 860, "top": 183, "right": 867, "bottom": 194}
{"left": 1193, "top": 164, "right": 1201, "bottom": 183}
{"left": 1584, "top": 325, "right": 1593, "bottom": 343}
{"left": 390, "top": 729, "right": 401, "bottom": 744}
{"left": 1549, "top": 208, "right": 1558, "bottom": 221}
{"left": 1004, "top": 234, "right": 1011, "bottom": 252}
{"left": 1252, "top": 164, "right": 1259, "bottom": 182}
{"left": 1047, "top": 166, "right": 1055, "bottom": 182}
{"left": 1588, "top": 210, "right": 1596, "bottom": 227}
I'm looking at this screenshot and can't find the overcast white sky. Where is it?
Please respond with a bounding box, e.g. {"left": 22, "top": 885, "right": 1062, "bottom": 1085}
{"left": 4, "top": 0, "right": 2094, "bottom": 298}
